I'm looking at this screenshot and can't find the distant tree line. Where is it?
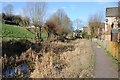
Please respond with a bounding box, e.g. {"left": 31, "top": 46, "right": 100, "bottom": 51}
{"left": 1, "top": 3, "right": 30, "bottom": 27}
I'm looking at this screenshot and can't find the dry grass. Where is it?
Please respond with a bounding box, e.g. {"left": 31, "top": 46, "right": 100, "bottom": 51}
{"left": 30, "top": 39, "right": 95, "bottom": 78}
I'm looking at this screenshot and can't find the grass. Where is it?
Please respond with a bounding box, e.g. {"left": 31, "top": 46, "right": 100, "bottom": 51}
{"left": 1, "top": 23, "right": 48, "bottom": 41}
{"left": 95, "top": 40, "right": 118, "bottom": 65}
{"left": 95, "top": 40, "right": 120, "bottom": 74}
{"left": 1, "top": 23, "right": 35, "bottom": 38}
{"left": 91, "top": 41, "right": 96, "bottom": 78}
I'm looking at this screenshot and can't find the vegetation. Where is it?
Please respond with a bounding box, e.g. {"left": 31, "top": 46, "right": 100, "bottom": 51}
{"left": 2, "top": 3, "right": 30, "bottom": 27}
{"left": 44, "top": 9, "right": 73, "bottom": 40}
{"left": 1, "top": 2, "right": 118, "bottom": 78}
{"left": 3, "top": 3, "right": 14, "bottom": 15}
{"left": 2, "top": 13, "right": 30, "bottom": 27}
{"left": 1, "top": 23, "right": 35, "bottom": 40}
{"left": 96, "top": 40, "right": 119, "bottom": 63}
{"left": 2, "top": 3, "right": 74, "bottom": 41}
{"left": 81, "top": 31, "right": 90, "bottom": 39}
{"left": 88, "top": 13, "right": 103, "bottom": 38}
{"left": 53, "top": 9, "right": 73, "bottom": 33}
{"left": 24, "top": 2, "right": 47, "bottom": 39}
{"left": 73, "top": 18, "right": 83, "bottom": 30}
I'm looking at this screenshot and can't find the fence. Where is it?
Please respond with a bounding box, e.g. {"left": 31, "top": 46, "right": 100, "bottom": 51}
{"left": 96, "top": 39, "right": 120, "bottom": 61}
{"left": 111, "top": 29, "right": 120, "bottom": 42}
{"left": 108, "top": 41, "right": 120, "bottom": 60}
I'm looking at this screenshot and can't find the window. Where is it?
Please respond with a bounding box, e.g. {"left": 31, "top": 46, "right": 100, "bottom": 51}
{"left": 106, "top": 19, "right": 108, "bottom": 22}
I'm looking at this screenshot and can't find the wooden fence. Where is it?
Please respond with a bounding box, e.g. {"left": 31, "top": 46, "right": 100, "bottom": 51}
{"left": 108, "top": 41, "right": 120, "bottom": 60}
{"left": 97, "top": 39, "right": 120, "bottom": 61}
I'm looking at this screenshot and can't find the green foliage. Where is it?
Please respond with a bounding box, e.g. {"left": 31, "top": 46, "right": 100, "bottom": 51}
{"left": 2, "top": 13, "right": 30, "bottom": 26}
{"left": 1, "top": 24, "right": 48, "bottom": 41}
{"left": 81, "top": 32, "right": 90, "bottom": 39}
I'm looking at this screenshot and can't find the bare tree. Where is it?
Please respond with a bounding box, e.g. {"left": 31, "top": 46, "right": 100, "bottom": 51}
{"left": 19, "top": 17, "right": 30, "bottom": 27}
{"left": 3, "top": 4, "right": 14, "bottom": 15}
{"left": 24, "top": 2, "right": 47, "bottom": 39}
{"left": 53, "top": 9, "right": 73, "bottom": 33}
{"left": 62, "top": 14, "right": 73, "bottom": 33}
{"left": 74, "top": 18, "right": 83, "bottom": 30}
{"left": 44, "top": 8, "right": 73, "bottom": 40}
{"left": 88, "top": 13, "right": 103, "bottom": 38}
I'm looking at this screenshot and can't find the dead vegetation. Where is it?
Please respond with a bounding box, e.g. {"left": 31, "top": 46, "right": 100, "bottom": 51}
{"left": 30, "top": 39, "right": 95, "bottom": 78}
{"left": 2, "top": 39, "right": 94, "bottom": 78}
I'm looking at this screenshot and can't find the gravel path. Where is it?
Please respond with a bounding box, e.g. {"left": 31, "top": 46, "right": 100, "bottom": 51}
{"left": 93, "top": 42, "right": 118, "bottom": 78}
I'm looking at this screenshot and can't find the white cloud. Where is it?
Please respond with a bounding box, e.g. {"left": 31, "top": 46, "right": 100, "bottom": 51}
{"left": 69, "top": 4, "right": 78, "bottom": 10}
{"left": 61, "top": 6, "right": 67, "bottom": 9}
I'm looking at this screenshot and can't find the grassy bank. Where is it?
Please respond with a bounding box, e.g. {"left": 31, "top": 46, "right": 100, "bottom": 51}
{"left": 1, "top": 23, "right": 47, "bottom": 41}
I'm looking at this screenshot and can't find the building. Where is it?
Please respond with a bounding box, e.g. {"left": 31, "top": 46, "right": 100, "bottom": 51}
{"left": 105, "top": 7, "right": 120, "bottom": 42}
{"left": 72, "top": 29, "right": 82, "bottom": 39}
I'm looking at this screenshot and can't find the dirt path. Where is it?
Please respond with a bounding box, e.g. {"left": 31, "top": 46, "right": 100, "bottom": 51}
{"left": 93, "top": 42, "right": 118, "bottom": 78}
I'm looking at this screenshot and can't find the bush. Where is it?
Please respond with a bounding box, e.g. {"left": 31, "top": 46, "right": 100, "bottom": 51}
{"left": 81, "top": 32, "right": 90, "bottom": 39}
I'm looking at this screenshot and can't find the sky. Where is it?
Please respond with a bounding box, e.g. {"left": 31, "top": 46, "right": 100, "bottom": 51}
{"left": 0, "top": 2, "right": 118, "bottom": 28}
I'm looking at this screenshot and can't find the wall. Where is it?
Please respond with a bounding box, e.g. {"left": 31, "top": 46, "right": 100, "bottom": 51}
{"left": 105, "top": 17, "right": 115, "bottom": 32}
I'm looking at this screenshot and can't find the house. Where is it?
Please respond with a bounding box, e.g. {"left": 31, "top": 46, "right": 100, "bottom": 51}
{"left": 27, "top": 25, "right": 36, "bottom": 28}
{"left": 72, "top": 29, "right": 82, "bottom": 39}
{"left": 105, "top": 7, "right": 120, "bottom": 42}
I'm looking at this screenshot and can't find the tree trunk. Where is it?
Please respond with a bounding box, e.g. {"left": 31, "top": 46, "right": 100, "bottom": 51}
{"left": 39, "top": 26, "right": 41, "bottom": 39}
{"left": 38, "top": 26, "right": 42, "bottom": 40}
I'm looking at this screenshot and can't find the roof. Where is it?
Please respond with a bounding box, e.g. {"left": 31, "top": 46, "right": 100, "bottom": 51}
{"left": 106, "top": 7, "right": 120, "bottom": 17}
